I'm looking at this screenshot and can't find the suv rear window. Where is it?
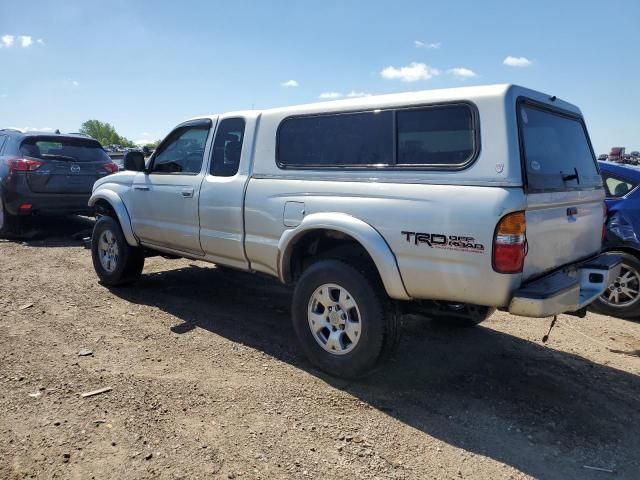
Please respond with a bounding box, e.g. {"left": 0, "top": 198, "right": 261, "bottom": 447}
{"left": 20, "top": 137, "right": 111, "bottom": 163}
{"left": 519, "top": 103, "right": 601, "bottom": 192}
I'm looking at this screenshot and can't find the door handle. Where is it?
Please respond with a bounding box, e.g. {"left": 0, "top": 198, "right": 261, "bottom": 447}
{"left": 134, "top": 186, "right": 149, "bottom": 191}
{"left": 181, "top": 188, "right": 194, "bottom": 198}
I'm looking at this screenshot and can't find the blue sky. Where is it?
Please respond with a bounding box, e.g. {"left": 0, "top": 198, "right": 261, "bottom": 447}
{"left": 0, "top": 0, "right": 638, "bottom": 153}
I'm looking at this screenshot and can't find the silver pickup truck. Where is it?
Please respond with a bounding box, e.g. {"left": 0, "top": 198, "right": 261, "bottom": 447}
{"left": 89, "top": 84, "right": 620, "bottom": 377}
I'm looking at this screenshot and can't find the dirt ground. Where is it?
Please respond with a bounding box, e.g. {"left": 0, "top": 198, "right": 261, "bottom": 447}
{"left": 1, "top": 216, "right": 639, "bottom": 480}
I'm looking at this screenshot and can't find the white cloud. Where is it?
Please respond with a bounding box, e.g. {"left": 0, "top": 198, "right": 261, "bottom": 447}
{"left": 347, "top": 91, "right": 371, "bottom": 98}
{"left": 319, "top": 91, "right": 343, "bottom": 99}
{"left": 448, "top": 67, "right": 477, "bottom": 78}
{"left": 414, "top": 40, "right": 440, "bottom": 49}
{"left": 1, "top": 35, "right": 14, "bottom": 48}
{"left": 503, "top": 56, "right": 532, "bottom": 67}
{"left": 0, "top": 93, "right": 7, "bottom": 98}
{"left": 10, "top": 126, "right": 54, "bottom": 132}
{"left": 1, "top": 34, "right": 44, "bottom": 48}
{"left": 380, "top": 62, "right": 440, "bottom": 82}
{"left": 281, "top": 79, "right": 299, "bottom": 87}
{"left": 71, "top": 80, "right": 80, "bottom": 87}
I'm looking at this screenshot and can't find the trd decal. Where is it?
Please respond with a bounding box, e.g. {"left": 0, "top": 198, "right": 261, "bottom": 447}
{"left": 401, "top": 231, "right": 485, "bottom": 253}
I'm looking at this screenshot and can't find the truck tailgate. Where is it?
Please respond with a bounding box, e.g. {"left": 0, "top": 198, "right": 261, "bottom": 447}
{"left": 523, "top": 191, "right": 604, "bottom": 280}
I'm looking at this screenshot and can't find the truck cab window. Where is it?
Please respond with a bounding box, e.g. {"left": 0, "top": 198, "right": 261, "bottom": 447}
{"left": 152, "top": 126, "right": 209, "bottom": 174}
{"left": 210, "top": 118, "right": 246, "bottom": 177}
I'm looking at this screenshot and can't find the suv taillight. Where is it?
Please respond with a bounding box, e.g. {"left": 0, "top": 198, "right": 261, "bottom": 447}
{"left": 493, "top": 211, "right": 526, "bottom": 274}
{"left": 103, "top": 162, "right": 118, "bottom": 174}
{"left": 5, "top": 157, "right": 43, "bottom": 173}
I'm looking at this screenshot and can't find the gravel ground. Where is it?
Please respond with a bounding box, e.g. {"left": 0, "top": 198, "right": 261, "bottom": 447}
{"left": 1, "top": 216, "right": 639, "bottom": 479}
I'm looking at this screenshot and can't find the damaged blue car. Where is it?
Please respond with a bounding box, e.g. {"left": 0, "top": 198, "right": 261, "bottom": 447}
{"left": 592, "top": 161, "right": 640, "bottom": 318}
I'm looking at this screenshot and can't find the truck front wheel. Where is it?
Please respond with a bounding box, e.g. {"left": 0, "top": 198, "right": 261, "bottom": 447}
{"left": 91, "top": 215, "right": 145, "bottom": 286}
{"left": 292, "top": 259, "right": 398, "bottom": 378}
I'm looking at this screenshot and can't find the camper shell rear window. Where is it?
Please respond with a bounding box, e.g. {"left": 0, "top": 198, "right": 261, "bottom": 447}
{"left": 517, "top": 99, "right": 602, "bottom": 192}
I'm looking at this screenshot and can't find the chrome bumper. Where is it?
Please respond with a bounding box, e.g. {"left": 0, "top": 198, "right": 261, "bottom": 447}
{"left": 508, "top": 253, "right": 622, "bottom": 318}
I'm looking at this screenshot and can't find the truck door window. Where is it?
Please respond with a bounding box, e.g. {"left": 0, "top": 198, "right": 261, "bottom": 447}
{"left": 151, "top": 126, "right": 209, "bottom": 174}
{"left": 210, "top": 118, "right": 245, "bottom": 177}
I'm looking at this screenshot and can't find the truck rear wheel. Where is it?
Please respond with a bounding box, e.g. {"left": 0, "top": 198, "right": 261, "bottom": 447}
{"left": 292, "top": 259, "right": 398, "bottom": 378}
{"left": 91, "top": 215, "right": 145, "bottom": 286}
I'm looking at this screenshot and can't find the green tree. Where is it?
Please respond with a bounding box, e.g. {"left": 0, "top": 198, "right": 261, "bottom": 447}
{"left": 79, "top": 120, "right": 135, "bottom": 147}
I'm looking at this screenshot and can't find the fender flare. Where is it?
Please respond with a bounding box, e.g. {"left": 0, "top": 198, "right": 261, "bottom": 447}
{"left": 88, "top": 190, "right": 139, "bottom": 246}
{"left": 278, "top": 212, "right": 410, "bottom": 300}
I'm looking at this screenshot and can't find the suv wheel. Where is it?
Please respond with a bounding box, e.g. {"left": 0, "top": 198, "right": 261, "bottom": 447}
{"left": 292, "top": 259, "right": 399, "bottom": 378}
{"left": 91, "top": 215, "right": 145, "bottom": 286}
{"left": 592, "top": 252, "right": 640, "bottom": 319}
{"left": 0, "top": 198, "right": 16, "bottom": 237}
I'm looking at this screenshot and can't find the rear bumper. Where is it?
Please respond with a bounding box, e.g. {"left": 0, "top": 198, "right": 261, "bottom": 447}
{"left": 508, "top": 253, "right": 622, "bottom": 317}
{"left": 4, "top": 192, "right": 92, "bottom": 216}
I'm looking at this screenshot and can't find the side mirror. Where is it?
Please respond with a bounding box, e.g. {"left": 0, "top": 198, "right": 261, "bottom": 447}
{"left": 123, "top": 151, "right": 146, "bottom": 172}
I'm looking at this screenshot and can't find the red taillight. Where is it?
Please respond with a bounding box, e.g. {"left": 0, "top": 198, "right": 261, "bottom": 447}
{"left": 493, "top": 211, "right": 526, "bottom": 274}
{"left": 19, "top": 203, "right": 33, "bottom": 212}
{"left": 103, "top": 162, "right": 118, "bottom": 174}
{"left": 5, "top": 157, "right": 43, "bottom": 173}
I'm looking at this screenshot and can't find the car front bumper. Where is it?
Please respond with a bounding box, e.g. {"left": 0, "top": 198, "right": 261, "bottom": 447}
{"left": 508, "top": 253, "right": 622, "bottom": 318}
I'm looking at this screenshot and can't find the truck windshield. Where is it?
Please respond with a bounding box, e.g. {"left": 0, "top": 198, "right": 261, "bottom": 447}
{"left": 519, "top": 103, "right": 602, "bottom": 192}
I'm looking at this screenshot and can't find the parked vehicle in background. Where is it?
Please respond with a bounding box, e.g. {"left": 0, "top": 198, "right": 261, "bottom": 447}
{"left": 0, "top": 129, "right": 118, "bottom": 236}
{"left": 89, "top": 84, "right": 619, "bottom": 377}
{"left": 630, "top": 151, "right": 640, "bottom": 159}
{"left": 593, "top": 161, "right": 640, "bottom": 319}
{"left": 598, "top": 154, "right": 609, "bottom": 161}
{"left": 609, "top": 147, "right": 626, "bottom": 162}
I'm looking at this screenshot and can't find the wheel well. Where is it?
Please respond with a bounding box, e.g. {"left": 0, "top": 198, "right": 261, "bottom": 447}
{"left": 94, "top": 199, "right": 116, "bottom": 218}
{"left": 286, "top": 229, "right": 380, "bottom": 283}
{"left": 604, "top": 246, "right": 640, "bottom": 261}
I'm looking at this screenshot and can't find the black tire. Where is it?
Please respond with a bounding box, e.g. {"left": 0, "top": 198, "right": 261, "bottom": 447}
{"left": 433, "top": 304, "right": 496, "bottom": 327}
{"left": 292, "top": 259, "right": 399, "bottom": 378}
{"left": 591, "top": 252, "right": 640, "bottom": 320}
{"left": 0, "top": 197, "right": 17, "bottom": 238}
{"left": 91, "top": 215, "right": 145, "bottom": 286}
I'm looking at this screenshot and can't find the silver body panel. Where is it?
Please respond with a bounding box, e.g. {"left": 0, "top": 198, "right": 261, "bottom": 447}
{"left": 90, "top": 84, "right": 607, "bottom": 312}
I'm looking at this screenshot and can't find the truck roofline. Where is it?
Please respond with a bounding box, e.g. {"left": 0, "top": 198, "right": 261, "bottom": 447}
{"left": 180, "top": 84, "right": 581, "bottom": 128}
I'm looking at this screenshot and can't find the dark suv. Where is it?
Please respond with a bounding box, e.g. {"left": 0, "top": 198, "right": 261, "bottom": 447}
{"left": 0, "top": 129, "right": 118, "bottom": 235}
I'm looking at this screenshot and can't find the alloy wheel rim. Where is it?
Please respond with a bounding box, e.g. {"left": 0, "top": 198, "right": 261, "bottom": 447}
{"left": 98, "top": 229, "right": 119, "bottom": 273}
{"left": 307, "top": 283, "right": 362, "bottom": 356}
{"left": 600, "top": 263, "right": 640, "bottom": 308}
